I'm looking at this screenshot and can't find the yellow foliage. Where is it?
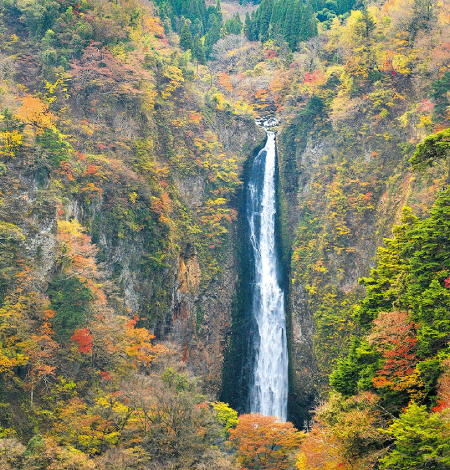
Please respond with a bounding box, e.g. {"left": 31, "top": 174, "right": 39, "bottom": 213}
{"left": 128, "top": 191, "right": 138, "bottom": 203}
{"left": 161, "top": 65, "right": 184, "bottom": 99}
{"left": 211, "top": 92, "right": 228, "bottom": 110}
{"left": 143, "top": 16, "right": 165, "bottom": 38}
{"left": 15, "top": 94, "right": 57, "bottom": 132}
{"left": 0, "top": 130, "right": 23, "bottom": 159}
{"left": 419, "top": 114, "right": 433, "bottom": 130}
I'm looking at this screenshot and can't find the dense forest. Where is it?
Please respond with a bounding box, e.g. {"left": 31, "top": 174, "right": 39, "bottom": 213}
{"left": 1, "top": 0, "right": 450, "bottom": 468}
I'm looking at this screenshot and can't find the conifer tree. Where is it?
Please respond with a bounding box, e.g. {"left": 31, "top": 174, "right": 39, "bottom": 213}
{"left": 257, "top": 0, "right": 274, "bottom": 42}
{"left": 244, "top": 11, "right": 258, "bottom": 41}
{"left": 193, "top": 34, "right": 206, "bottom": 64}
{"left": 204, "top": 16, "right": 222, "bottom": 57}
{"left": 380, "top": 403, "right": 450, "bottom": 469}
{"left": 216, "top": 0, "right": 223, "bottom": 23}
{"left": 179, "top": 19, "right": 194, "bottom": 51}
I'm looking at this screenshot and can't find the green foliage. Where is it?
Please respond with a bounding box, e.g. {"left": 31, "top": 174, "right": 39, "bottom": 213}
{"left": 161, "top": 367, "right": 194, "bottom": 392}
{"left": 330, "top": 339, "right": 380, "bottom": 396}
{"left": 244, "top": 0, "right": 318, "bottom": 50}
{"left": 193, "top": 34, "right": 206, "bottom": 64}
{"left": 48, "top": 276, "right": 93, "bottom": 340}
{"left": 410, "top": 128, "right": 450, "bottom": 182}
{"left": 155, "top": 0, "right": 223, "bottom": 57}
{"left": 356, "top": 207, "right": 417, "bottom": 329}
{"left": 431, "top": 72, "right": 450, "bottom": 124}
{"left": 380, "top": 403, "right": 450, "bottom": 470}
{"left": 224, "top": 13, "right": 242, "bottom": 35}
{"left": 179, "top": 19, "right": 194, "bottom": 51}
{"left": 36, "top": 128, "right": 72, "bottom": 166}
{"left": 21, "top": 0, "right": 61, "bottom": 37}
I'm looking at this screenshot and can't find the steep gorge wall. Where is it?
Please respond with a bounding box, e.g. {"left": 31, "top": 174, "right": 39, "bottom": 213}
{"left": 61, "top": 114, "right": 265, "bottom": 396}
{"left": 3, "top": 112, "right": 263, "bottom": 397}
{"left": 166, "top": 117, "right": 266, "bottom": 395}
{"left": 277, "top": 98, "right": 447, "bottom": 425}
{"left": 0, "top": 0, "right": 268, "bottom": 402}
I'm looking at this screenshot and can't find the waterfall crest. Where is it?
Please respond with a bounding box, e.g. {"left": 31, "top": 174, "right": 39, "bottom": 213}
{"left": 247, "top": 130, "right": 288, "bottom": 421}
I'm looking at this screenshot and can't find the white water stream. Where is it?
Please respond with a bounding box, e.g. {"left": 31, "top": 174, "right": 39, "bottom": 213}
{"left": 247, "top": 130, "right": 288, "bottom": 421}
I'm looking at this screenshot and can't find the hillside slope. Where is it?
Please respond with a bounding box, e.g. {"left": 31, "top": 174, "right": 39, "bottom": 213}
{"left": 2, "top": 0, "right": 450, "bottom": 468}
{"left": 0, "top": 1, "right": 264, "bottom": 465}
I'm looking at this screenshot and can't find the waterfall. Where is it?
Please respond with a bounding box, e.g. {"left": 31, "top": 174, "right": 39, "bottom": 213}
{"left": 247, "top": 129, "right": 288, "bottom": 421}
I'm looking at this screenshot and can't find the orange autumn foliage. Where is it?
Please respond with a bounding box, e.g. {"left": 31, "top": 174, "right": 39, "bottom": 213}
{"left": 144, "top": 16, "right": 165, "bottom": 38}
{"left": 15, "top": 94, "right": 57, "bottom": 131}
{"left": 57, "top": 220, "right": 98, "bottom": 279}
{"left": 228, "top": 413, "right": 304, "bottom": 470}
{"left": 25, "top": 305, "right": 59, "bottom": 399}
{"left": 124, "top": 316, "right": 165, "bottom": 367}
{"left": 218, "top": 72, "right": 233, "bottom": 92}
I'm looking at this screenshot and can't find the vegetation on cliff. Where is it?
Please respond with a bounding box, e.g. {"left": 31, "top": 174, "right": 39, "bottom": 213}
{"left": 0, "top": 0, "right": 263, "bottom": 467}
{"left": 1, "top": 0, "right": 450, "bottom": 468}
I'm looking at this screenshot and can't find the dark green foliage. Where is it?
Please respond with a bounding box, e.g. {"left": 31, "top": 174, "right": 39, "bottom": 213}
{"left": 36, "top": 129, "right": 72, "bottom": 166}
{"left": 356, "top": 208, "right": 417, "bottom": 329}
{"left": 410, "top": 128, "right": 450, "bottom": 182}
{"left": 330, "top": 339, "right": 380, "bottom": 396}
{"left": 155, "top": 0, "right": 223, "bottom": 56}
{"left": 431, "top": 72, "right": 450, "bottom": 123}
{"left": 179, "top": 19, "right": 194, "bottom": 51}
{"left": 155, "top": 0, "right": 208, "bottom": 30}
{"left": 415, "top": 282, "right": 450, "bottom": 356}
{"left": 224, "top": 13, "right": 242, "bottom": 35}
{"left": 243, "top": 0, "right": 319, "bottom": 50}
{"left": 204, "top": 16, "right": 222, "bottom": 57}
{"left": 193, "top": 34, "right": 206, "bottom": 64}
{"left": 21, "top": 0, "right": 61, "bottom": 37}
{"left": 48, "top": 276, "right": 93, "bottom": 340}
{"left": 244, "top": 12, "right": 254, "bottom": 40}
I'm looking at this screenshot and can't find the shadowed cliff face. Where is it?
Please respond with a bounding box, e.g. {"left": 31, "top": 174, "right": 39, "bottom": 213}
{"left": 87, "top": 115, "right": 265, "bottom": 396}
{"left": 161, "top": 117, "right": 266, "bottom": 395}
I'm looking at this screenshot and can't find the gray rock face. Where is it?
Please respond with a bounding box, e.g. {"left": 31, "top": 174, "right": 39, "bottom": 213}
{"left": 83, "top": 114, "right": 264, "bottom": 396}
{"left": 171, "top": 244, "right": 237, "bottom": 395}
{"left": 168, "top": 117, "right": 265, "bottom": 395}
{"left": 173, "top": 174, "right": 205, "bottom": 208}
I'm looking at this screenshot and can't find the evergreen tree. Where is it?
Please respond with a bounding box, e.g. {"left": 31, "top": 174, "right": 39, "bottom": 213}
{"left": 330, "top": 339, "right": 381, "bottom": 396}
{"left": 193, "top": 34, "right": 206, "bottom": 64}
{"left": 215, "top": 0, "right": 223, "bottom": 23}
{"left": 179, "top": 19, "right": 194, "bottom": 51}
{"left": 191, "top": 17, "right": 204, "bottom": 36}
{"left": 410, "top": 128, "right": 450, "bottom": 183}
{"left": 244, "top": 11, "right": 256, "bottom": 40}
{"left": 243, "top": 0, "right": 320, "bottom": 50}
{"left": 302, "top": 3, "right": 318, "bottom": 41}
{"left": 380, "top": 403, "right": 450, "bottom": 470}
{"left": 224, "top": 13, "right": 243, "bottom": 35}
{"left": 257, "top": 0, "right": 274, "bottom": 42}
{"left": 284, "top": 1, "right": 300, "bottom": 49}
{"left": 431, "top": 72, "right": 450, "bottom": 123}
{"left": 204, "top": 16, "right": 221, "bottom": 57}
